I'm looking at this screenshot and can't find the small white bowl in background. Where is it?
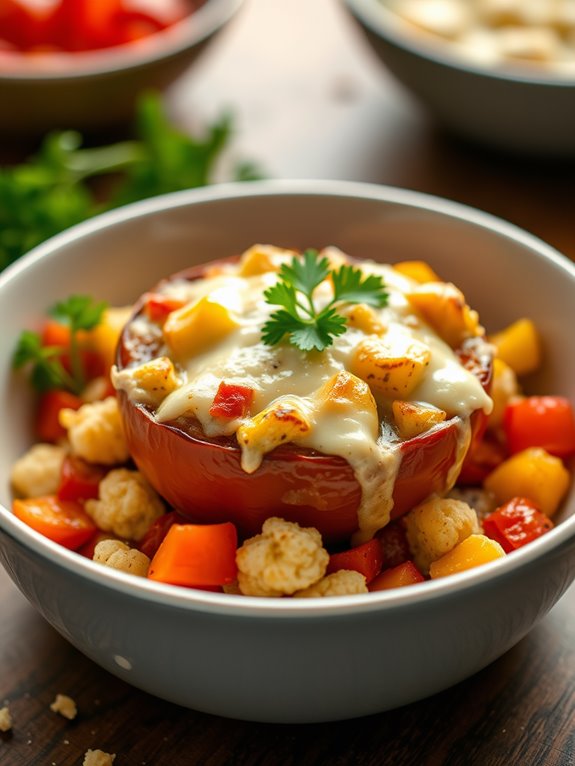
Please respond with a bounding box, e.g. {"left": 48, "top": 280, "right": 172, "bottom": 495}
{"left": 343, "top": 0, "right": 575, "bottom": 156}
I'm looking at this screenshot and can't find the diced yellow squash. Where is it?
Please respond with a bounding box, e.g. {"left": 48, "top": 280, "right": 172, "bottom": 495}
{"left": 487, "top": 358, "right": 521, "bottom": 428}
{"left": 407, "top": 282, "right": 482, "bottom": 348}
{"left": 126, "top": 357, "right": 179, "bottom": 406}
{"left": 429, "top": 534, "right": 505, "bottom": 579}
{"left": 488, "top": 318, "right": 541, "bottom": 376}
{"left": 88, "top": 306, "right": 132, "bottom": 370}
{"left": 342, "top": 303, "right": 386, "bottom": 335}
{"left": 392, "top": 400, "right": 447, "bottom": 439}
{"left": 484, "top": 447, "right": 570, "bottom": 517}
{"left": 393, "top": 260, "right": 441, "bottom": 284}
{"left": 237, "top": 397, "right": 311, "bottom": 473}
{"left": 352, "top": 336, "right": 431, "bottom": 398}
{"left": 237, "top": 244, "right": 293, "bottom": 276}
{"left": 163, "top": 296, "right": 239, "bottom": 359}
{"left": 314, "top": 371, "right": 379, "bottom": 438}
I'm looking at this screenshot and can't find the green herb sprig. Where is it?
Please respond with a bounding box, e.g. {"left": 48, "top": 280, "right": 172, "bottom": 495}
{"left": 262, "top": 250, "right": 388, "bottom": 352}
{"left": 13, "top": 295, "right": 107, "bottom": 395}
{"left": 0, "top": 93, "right": 264, "bottom": 272}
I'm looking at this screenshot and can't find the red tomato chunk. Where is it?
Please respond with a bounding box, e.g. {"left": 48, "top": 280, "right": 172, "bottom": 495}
{"left": 327, "top": 539, "right": 383, "bottom": 584}
{"left": 57, "top": 455, "right": 107, "bottom": 502}
{"left": 483, "top": 497, "right": 553, "bottom": 553}
{"left": 209, "top": 382, "right": 254, "bottom": 419}
{"left": 504, "top": 396, "right": 575, "bottom": 458}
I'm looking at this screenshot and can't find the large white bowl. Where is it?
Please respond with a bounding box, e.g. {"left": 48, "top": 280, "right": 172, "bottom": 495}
{"left": 1, "top": 180, "right": 574, "bottom": 723}
{"left": 343, "top": 0, "right": 575, "bottom": 156}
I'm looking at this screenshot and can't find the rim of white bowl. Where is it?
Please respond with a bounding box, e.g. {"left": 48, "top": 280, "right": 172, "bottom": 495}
{"left": 345, "top": 0, "right": 575, "bottom": 88}
{"left": 0, "top": 0, "right": 243, "bottom": 81}
{"left": 1, "top": 178, "right": 575, "bottom": 619}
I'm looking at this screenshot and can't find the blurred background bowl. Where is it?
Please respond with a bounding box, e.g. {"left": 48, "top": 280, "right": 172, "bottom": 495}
{"left": 1, "top": 180, "right": 575, "bottom": 723}
{"left": 343, "top": 0, "right": 575, "bottom": 157}
{"left": 0, "top": 0, "right": 243, "bottom": 136}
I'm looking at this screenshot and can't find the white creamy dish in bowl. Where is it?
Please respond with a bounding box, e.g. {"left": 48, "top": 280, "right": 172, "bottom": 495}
{"left": 1, "top": 181, "right": 574, "bottom": 722}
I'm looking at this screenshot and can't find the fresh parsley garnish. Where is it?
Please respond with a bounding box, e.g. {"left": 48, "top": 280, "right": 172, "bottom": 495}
{"left": 262, "top": 249, "right": 388, "bottom": 352}
{"left": 0, "top": 92, "right": 264, "bottom": 272}
{"left": 13, "top": 295, "right": 108, "bottom": 394}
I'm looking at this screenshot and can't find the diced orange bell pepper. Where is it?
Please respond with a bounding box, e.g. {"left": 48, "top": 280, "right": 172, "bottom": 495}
{"left": 37, "top": 389, "right": 82, "bottom": 443}
{"left": 12, "top": 495, "right": 97, "bottom": 550}
{"left": 148, "top": 523, "right": 238, "bottom": 588}
{"left": 369, "top": 560, "right": 425, "bottom": 591}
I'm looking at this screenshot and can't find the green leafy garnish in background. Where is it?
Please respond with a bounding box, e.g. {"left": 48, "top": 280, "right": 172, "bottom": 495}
{"left": 12, "top": 295, "right": 108, "bottom": 394}
{"left": 262, "top": 250, "right": 388, "bottom": 352}
{"left": 0, "top": 92, "right": 263, "bottom": 272}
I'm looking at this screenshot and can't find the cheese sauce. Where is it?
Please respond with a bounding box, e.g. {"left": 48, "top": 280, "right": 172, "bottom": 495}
{"left": 113, "top": 247, "right": 492, "bottom": 536}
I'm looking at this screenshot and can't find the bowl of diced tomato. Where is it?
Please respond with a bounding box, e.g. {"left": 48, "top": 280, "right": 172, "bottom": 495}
{"left": 0, "top": 180, "right": 574, "bottom": 723}
{"left": 0, "top": 0, "right": 244, "bottom": 134}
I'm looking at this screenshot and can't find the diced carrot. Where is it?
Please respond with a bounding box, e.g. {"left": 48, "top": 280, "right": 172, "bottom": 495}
{"left": 327, "top": 539, "right": 383, "bottom": 584}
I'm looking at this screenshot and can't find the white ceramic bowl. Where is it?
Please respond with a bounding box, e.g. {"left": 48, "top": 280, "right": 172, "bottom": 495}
{"left": 343, "top": 0, "right": 575, "bottom": 156}
{"left": 0, "top": 0, "right": 243, "bottom": 135}
{"left": 1, "top": 180, "right": 575, "bottom": 723}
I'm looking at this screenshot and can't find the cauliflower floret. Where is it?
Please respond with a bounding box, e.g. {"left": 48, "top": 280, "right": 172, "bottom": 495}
{"left": 0, "top": 705, "right": 12, "bottom": 732}
{"left": 404, "top": 497, "right": 481, "bottom": 573}
{"left": 236, "top": 517, "right": 329, "bottom": 597}
{"left": 93, "top": 539, "right": 150, "bottom": 577}
{"left": 59, "top": 397, "right": 129, "bottom": 465}
{"left": 294, "top": 570, "right": 368, "bottom": 598}
{"left": 83, "top": 750, "right": 116, "bottom": 766}
{"left": 10, "top": 443, "right": 66, "bottom": 498}
{"left": 85, "top": 469, "right": 164, "bottom": 541}
{"left": 50, "top": 693, "right": 77, "bottom": 720}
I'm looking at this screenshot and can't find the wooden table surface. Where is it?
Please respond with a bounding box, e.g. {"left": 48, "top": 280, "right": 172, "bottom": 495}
{"left": 1, "top": 1, "right": 574, "bottom": 764}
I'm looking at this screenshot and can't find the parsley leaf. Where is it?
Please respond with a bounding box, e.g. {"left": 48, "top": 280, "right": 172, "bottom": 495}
{"left": 0, "top": 92, "right": 264, "bottom": 273}
{"left": 13, "top": 295, "right": 107, "bottom": 394}
{"left": 262, "top": 250, "right": 388, "bottom": 352}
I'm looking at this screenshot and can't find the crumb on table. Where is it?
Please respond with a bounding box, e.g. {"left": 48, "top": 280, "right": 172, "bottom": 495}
{"left": 83, "top": 749, "right": 116, "bottom": 766}
{"left": 0, "top": 705, "right": 12, "bottom": 732}
{"left": 50, "top": 693, "right": 78, "bottom": 721}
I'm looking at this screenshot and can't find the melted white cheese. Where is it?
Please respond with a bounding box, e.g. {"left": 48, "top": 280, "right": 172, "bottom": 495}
{"left": 115, "top": 253, "right": 492, "bottom": 536}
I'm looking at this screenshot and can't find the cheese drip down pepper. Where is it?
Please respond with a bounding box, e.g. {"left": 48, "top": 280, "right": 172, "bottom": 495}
{"left": 113, "top": 246, "right": 493, "bottom": 539}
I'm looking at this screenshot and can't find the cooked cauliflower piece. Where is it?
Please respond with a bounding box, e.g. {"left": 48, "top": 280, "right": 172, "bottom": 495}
{"left": 405, "top": 496, "right": 481, "bottom": 573}
{"left": 93, "top": 539, "right": 151, "bottom": 577}
{"left": 236, "top": 517, "right": 329, "bottom": 597}
{"left": 59, "top": 396, "right": 129, "bottom": 465}
{"left": 0, "top": 705, "right": 12, "bottom": 732}
{"left": 10, "top": 443, "right": 66, "bottom": 498}
{"left": 83, "top": 750, "right": 116, "bottom": 766}
{"left": 294, "top": 570, "right": 368, "bottom": 598}
{"left": 50, "top": 693, "right": 77, "bottom": 720}
{"left": 85, "top": 469, "right": 165, "bottom": 541}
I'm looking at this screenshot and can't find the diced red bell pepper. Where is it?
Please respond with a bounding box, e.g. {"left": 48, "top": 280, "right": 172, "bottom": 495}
{"left": 148, "top": 522, "right": 238, "bottom": 587}
{"left": 483, "top": 497, "right": 554, "bottom": 554}
{"left": 57, "top": 455, "right": 107, "bottom": 502}
{"left": 47, "top": 0, "right": 125, "bottom": 51}
{"left": 458, "top": 434, "right": 508, "bottom": 485}
{"left": 13, "top": 495, "right": 97, "bottom": 550}
{"left": 327, "top": 538, "right": 383, "bottom": 584}
{"left": 376, "top": 520, "right": 410, "bottom": 570}
{"left": 138, "top": 510, "right": 187, "bottom": 559}
{"left": 0, "top": 0, "right": 49, "bottom": 49}
{"left": 503, "top": 396, "right": 575, "bottom": 458}
{"left": 209, "top": 382, "right": 254, "bottom": 420}
{"left": 369, "top": 560, "right": 425, "bottom": 592}
{"left": 37, "top": 389, "right": 82, "bottom": 443}
{"left": 143, "top": 293, "right": 186, "bottom": 323}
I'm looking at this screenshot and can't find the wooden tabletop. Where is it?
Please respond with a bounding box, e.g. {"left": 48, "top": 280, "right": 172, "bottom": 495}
{"left": 1, "top": 1, "right": 574, "bottom": 764}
